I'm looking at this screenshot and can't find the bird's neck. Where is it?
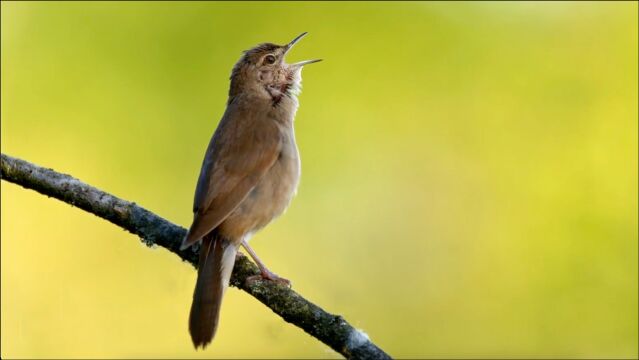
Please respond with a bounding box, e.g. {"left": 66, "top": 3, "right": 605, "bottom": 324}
{"left": 227, "top": 91, "right": 299, "bottom": 127}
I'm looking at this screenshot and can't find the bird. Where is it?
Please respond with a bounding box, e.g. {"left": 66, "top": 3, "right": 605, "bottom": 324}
{"left": 180, "top": 32, "right": 321, "bottom": 349}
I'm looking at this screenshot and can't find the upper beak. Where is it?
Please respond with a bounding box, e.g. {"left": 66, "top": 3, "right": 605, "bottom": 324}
{"left": 284, "top": 32, "right": 308, "bottom": 53}
{"left": 284, "top": 32, "right": 322, "bottom": 67}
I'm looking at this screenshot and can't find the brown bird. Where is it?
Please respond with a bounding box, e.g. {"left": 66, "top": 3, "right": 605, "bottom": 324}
{"left": 180, "top": 32, "right": 320, "bottom": 349}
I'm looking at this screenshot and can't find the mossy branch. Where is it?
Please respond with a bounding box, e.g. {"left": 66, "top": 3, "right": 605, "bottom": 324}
{"left": 0, "top": 153, "right": 391, "bottom": 360}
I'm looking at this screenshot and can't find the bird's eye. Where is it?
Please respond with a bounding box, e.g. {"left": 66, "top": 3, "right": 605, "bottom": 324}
{"left": 263, "top": 54, "right": 276, "bottom": 65}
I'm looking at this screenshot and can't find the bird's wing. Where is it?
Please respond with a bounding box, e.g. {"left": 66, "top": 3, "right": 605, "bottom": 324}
{"left": 181, "top": 106, "right": 281, "bottom": 249}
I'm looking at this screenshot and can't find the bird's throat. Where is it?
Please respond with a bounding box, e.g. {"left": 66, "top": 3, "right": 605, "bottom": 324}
{"left": 266, "top": 82, "right": 294, "bottom": 106}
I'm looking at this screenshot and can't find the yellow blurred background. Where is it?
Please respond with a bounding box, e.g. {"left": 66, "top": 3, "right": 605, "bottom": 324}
{"left": 1, "top": 1, "right": 637, "bottom": 358}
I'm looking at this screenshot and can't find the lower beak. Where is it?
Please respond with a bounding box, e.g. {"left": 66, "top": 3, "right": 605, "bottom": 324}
{"left": 290, "top": 59, "right": 323, "bottom": 68}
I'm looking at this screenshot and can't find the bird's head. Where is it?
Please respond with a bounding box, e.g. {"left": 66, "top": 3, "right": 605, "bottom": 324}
{"left": 229, "top": 32, "right": 321, "bottom": 104}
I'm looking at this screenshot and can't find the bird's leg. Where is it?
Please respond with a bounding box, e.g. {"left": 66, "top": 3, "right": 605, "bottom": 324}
{"left": 241, "top": 240, "right": 291, "bottom": 287}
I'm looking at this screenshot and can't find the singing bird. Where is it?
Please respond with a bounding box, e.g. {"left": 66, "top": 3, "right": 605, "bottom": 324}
{"left": 180, "top": 33, "right": 321, "bottom": 349}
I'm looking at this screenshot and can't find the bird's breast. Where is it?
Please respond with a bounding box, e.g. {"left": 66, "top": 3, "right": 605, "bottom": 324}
{"left": 256, "top": 128, "right": 301, "bottom": 216}
{"left": 218, "top": 127, "right": 300, "bottom": 240}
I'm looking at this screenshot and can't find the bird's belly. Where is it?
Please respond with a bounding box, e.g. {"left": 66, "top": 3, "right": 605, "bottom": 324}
{"left": 218, "top": 150, "right": 300, "bottom": 240}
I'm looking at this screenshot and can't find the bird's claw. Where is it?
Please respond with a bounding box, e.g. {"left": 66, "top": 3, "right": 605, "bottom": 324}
{"left": 245, "top": 271, "right": 291, "bottom": 288}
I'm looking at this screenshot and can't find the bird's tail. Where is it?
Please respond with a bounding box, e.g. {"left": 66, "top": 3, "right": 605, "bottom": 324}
{"left": 188, "top": 232, "right": 238, "bottom": 349}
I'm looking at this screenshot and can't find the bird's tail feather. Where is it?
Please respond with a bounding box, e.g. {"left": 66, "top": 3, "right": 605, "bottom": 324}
{"left": 188, "top": 232, "right": 237, "bottom": 349}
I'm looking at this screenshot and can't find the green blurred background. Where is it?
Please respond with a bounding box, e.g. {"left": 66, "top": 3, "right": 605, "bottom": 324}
{"left": 1, "top": 1, "right": 637, "bottom": 358}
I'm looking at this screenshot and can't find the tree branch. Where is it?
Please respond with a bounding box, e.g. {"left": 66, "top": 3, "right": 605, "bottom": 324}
{"left": 0, "top": 153, "right": 390, "bottom": 360}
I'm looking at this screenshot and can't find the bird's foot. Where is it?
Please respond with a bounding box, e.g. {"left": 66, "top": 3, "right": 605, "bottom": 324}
{"left": 245, "top": 269, "right": 291, "bottom": 288}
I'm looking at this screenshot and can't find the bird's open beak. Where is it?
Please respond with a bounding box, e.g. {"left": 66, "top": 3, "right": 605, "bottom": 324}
{"left": 284, "top": 32, "right": 322, "bottom": 67}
